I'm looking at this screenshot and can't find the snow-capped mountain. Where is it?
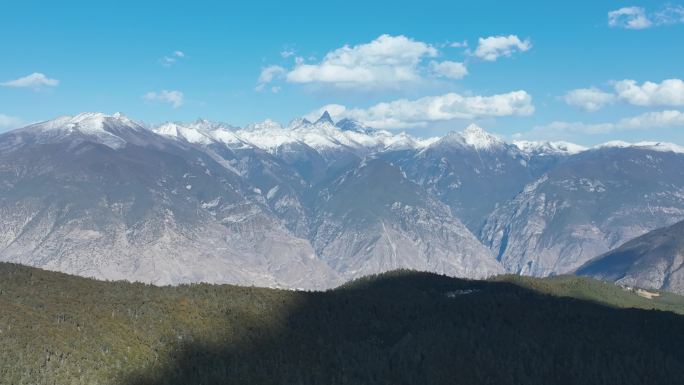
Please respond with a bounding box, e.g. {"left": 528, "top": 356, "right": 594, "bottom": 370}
{"left": 382, "top": 123, "right": 538, "bottom": 230}
{"left": 2, "top": 111, "right": 684, "bottom": 289}
{"left": 513, "top": 140, "right": 588, "bottom": 156}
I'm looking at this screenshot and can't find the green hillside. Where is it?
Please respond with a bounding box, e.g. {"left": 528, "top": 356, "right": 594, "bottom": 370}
{"left": 1, "top": 263, "right": 684, "bottom": 385}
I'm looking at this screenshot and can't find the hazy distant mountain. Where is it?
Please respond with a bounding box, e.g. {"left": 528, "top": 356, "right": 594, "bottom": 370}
{"left": 577, "top": 219, "right": 684, "bottom": 294}
{"left": 2, "top": 111, "right": 684, "bottom": 289}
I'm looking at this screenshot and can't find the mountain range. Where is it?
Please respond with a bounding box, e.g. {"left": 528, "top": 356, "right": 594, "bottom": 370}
{"left": 2, "top": 111, "right": 684, "bottom": 290}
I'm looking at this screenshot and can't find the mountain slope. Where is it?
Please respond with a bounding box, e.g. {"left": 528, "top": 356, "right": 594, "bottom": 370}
{"left": 481, "top": 146, "right": 684, "bottom": 276}
{"left": 385, "top": 125, "right": 541, "bottom": 231}
{"left": 577, "top": 219, "right": 684, "bottom": 294}
{"left": 0, "top": 113, "right": 339, "bottom": 289}
{"left": 1, "top": 263, "right": 684, "bottom": 385}
{"left": 310, "top": 158, "right": 503, "bottom": 280}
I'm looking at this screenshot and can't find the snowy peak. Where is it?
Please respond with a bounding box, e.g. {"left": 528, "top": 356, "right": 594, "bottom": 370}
{"left": 314, "top": 111, "right": 334, "bottom": 126}
{"left": 30, "top": 112, "right": 141, "bottom": 133}
{"left": 335, "top": 118, "right": 374, "bottom": 134}
{"left": 17, "top": 112, "right": 144, "bottom": 149}
{"left": 460, "top": 124, "right": 505, "bottom": 150}
{"left": 433, "top": 124, "right": 505, "bottom": 151}
{"left": 514, "top": 140, "right": 587, "bottom": 156}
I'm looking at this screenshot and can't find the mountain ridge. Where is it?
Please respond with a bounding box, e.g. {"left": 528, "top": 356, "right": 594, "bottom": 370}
{"left": 3, "top": 111, "right": 684, "bottom": 290}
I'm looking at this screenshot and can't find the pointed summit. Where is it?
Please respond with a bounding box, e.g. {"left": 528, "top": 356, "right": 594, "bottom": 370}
{"left": 459, "top": 123, "right": 504, "bottom": 150}
{"left": 314, "top": 110, "right": 334, "bottom": 125}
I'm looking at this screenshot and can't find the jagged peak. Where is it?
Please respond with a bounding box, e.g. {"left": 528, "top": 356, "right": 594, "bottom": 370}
{"left": 460, "top": 124, "right": 504, "bottom": 149}
{"left": 287, "top": 117, "right": 312, "bottom": 130}
{"left": 314, "top": 111, "right": 334, "bottom": 126}
{"left": 154, "top": 120, "right": 246, "bottom": 147}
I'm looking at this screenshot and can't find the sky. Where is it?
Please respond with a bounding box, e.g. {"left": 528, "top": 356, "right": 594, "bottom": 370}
{"left": 1, "top": 0, "right": 684, "bottom": 145}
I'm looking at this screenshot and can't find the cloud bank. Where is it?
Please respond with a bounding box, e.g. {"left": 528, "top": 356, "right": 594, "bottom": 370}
{"left": 307, "top": 90, "right": 534, "bottom": 129}
{"left": 1, "top": 73, "right": 59, "bottom": 89}
{"left": 565, "top": 79, "right": 684, "bottom": 111}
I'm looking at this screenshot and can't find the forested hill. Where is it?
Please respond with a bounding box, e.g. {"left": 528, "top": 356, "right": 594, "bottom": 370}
{"left": 1, "top": 262, "right": 684, "bottom": 385}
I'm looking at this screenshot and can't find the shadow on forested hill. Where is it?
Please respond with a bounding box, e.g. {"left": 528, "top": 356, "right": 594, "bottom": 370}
{"left": 120, "top": 271, "right": 684, "bottom": 385}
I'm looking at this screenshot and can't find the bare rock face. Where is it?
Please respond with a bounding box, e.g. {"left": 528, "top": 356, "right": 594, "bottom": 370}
{"left": 309, "top": 159, "right": 503, "bottom": 281}
{"left": 481, "top": 148, "right": 684, "bottom": 276}
{"left": 577, "top": 220, "right": 684, "bottom": 294}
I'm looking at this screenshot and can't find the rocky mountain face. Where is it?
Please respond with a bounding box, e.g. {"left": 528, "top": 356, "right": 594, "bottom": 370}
{"left": 385, "top": 125, "right": 540, "bottom": 231}
{"left": 576, "top": 219, "right": 684, "bottom": 294}
{"left": 309, "top": 158, "right": 502, "bottom": 281}
{"left": 480, "top": 147, "right": 684, "bottom": 276}
{"left": 1, "top": 111, "right": 684, "bottom": 289}
{"left": 0, "top": 113, "right": 338, "bottom": 289}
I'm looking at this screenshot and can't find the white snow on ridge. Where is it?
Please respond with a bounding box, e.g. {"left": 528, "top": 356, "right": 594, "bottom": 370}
{"left": 234, "top": 116, "right": 436, "bottom": 154}
{"left": 19, "top": 112, "right": 145, "bottom": 149}
{"left": 514, "top": 140, "right": 588, "bottom": 156}
{"left": 155, "top": 119, "right": 251, "bottom": 149}
{"left": 460, "top": 124, "right": 506, "bottom": 150}
{"left": 10, "top": 111, "right": 684, "bottom": 157}
{"left": 595, "top": 141, "right": 684, "bottom": 154}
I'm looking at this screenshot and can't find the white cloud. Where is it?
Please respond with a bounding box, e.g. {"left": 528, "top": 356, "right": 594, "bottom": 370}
{"left": 307, "top": 90, "right": 534, "bottom": 129}
{"left": 608, "top": 7, "right": 652, "bottom": 29}
{"left": 614, "top": 79, "right": 684, "bottom": 107}
{"left": 280, "top": 49, "right": 296, "bottom": 58}
{"left": 654, "top": 4, "right": 684, "bottom": 25}
{"left": 285, "top": 34, "right": 439, "bottom": 88}
{"left": 608, "top": 5, "right": 684, "bottom": 29}
{"left": 564, "top": 87, "right": 616, "bottom": 112}
{"left": 143, "top": 90, "right": 184, "bottom": 108}
{"left": 1, "top": 73, "right": 59, "bottom": 89}
{"left": 0, "top": 114, "right": 22, "bottom": 129}
{"left": 450, "top": 40, "right": 468, "bottom": 48}
{"left": 534, "top": 110, "right": 684, "bottom": 136}
{"left": 161, "top": 51, "right": 186, "bottom": 67}
{"left": 430, "top": 60, "right": 468, "bottom": 80}
{"left": 256, "top": 65, "right": 286, "bottom": 91}
{"left": 473, "top": 35, "right": 531, "bottom": 61}
{"left": 563, "top": 79, "right": 684, "bottom": 111}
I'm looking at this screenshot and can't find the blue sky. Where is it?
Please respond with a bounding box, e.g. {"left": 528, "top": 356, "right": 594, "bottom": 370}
{"left": 1, "top": 0, "right": 684, "bottom": 145}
